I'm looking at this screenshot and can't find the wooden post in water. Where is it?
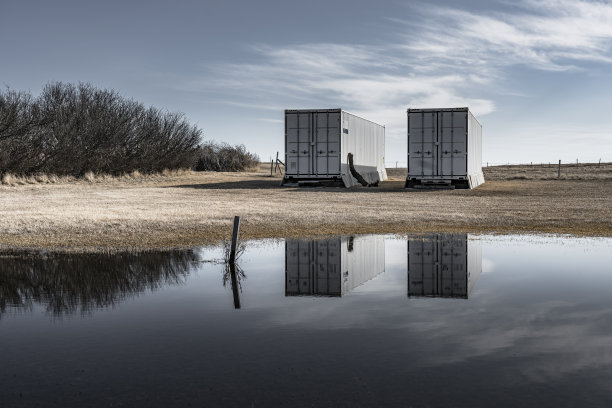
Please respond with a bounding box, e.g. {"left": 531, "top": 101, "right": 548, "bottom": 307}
{"left": 229, "top": 216, "right": 241, "bottom": 309}
{"left": 229, "top": 262, "right": 241, "bottom": 309}
{"left": 230, "top": 216, "right": 240, "bottom": 264}
{"left": 558, "top": 160, "right": 561, "bottom": 179}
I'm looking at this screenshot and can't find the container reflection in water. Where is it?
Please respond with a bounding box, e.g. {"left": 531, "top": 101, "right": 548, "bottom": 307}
{"left": 285, "top": 235, "right": 385, "bottom": 296}
{"left": 407, "top": 234, "right": 482, "bottom": 298}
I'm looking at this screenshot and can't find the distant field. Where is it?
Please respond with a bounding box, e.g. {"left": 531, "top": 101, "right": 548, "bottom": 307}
{"left": 386, "top": 163, "right": 612, "bottom": 180}
{"left": 484, "top": 162, "right": 612, "bottom": 180}
{"left": 0, "top": 163, "right": 611, "bottom": 251}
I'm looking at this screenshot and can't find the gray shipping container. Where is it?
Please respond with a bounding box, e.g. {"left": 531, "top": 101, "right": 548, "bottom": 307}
{"left": 285, "top": 235, "right": 385, "bottom": 297}
{"left": 283, "top": 109, "right": 387, "bottom": 187}
{"left": 406, "top": 107, "right": 484, "bottom": 189}
{"left": 407, "top": 234, "right": 482, "bottom": 299}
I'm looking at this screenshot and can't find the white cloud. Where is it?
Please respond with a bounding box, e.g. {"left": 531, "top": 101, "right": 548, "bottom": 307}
{"left": 180, "top": 0, "right": 612, "bottom": 162}
{"left": 199, "top": 1, "right": 612, "bottom": 126}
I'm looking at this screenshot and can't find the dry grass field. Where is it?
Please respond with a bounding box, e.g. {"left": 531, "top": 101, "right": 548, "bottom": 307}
{"left": 0, "top": 163, "right": 611, "bottom": 251}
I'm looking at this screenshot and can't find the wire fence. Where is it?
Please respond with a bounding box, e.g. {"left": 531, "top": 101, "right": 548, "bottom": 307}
{"left": 385, "top": 160, "right": 609, "bottom": 168}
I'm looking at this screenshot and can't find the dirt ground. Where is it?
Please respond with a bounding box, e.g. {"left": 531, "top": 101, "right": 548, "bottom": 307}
{"left": 1, "top": 163, "right": 611, "bottom": 251}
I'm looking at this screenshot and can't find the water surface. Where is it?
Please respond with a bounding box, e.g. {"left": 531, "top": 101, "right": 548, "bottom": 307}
{"left": 1, "top": 234, "right": 612, "bottom": 407}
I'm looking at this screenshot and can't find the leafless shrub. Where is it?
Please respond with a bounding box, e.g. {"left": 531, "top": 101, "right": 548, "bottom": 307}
{"left": 194, "top": 141, "right": 260, "bottom": 172}
{"left": 0, "top": 82, "right": 202, "bottom": 177}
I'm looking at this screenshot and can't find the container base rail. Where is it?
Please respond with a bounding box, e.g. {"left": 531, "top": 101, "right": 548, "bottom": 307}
{"left": 281, "top": 177, "right": 345, "bottom": 188}
{"left": 405, "top": 178, "right": 469, "bottom": 190}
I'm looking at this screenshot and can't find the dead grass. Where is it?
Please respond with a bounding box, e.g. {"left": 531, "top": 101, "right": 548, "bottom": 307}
{"left": 0, "top": 168, "right": 192, "bottom": 186}
{"left": 0, "top": 163, "right": 611, "bottom": 251}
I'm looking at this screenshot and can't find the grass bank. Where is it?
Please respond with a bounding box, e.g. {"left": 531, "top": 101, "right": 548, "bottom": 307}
{"left": 0, "top": 164, "right": 611, "bottom": 251}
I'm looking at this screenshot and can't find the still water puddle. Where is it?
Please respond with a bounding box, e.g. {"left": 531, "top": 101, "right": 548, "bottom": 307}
{"left": 1, "top": 234, "right": 612, "bottom": 407}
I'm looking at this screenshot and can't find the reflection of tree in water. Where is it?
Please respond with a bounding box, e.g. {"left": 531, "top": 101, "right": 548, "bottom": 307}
{"left": 0, "top": 250, "right": 198, "bottom": 317}
{"left": 221, "top": 240, "right": 246, "bottom": 292}
{"left": 204, "top": 239, "right": 247, "bottom": 309}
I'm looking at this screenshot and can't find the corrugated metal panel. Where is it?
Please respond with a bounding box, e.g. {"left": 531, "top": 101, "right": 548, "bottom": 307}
{"left": 407, "top": 234, "right": 482, "bottom": 299}
{"left": 285, "top": 235, "right": 385, "bottom": 297}
{"left": 284, "top": 109, "right": 387, "bottom": 187}
{"left": 340, "top": 111, "right": 387, "bottom": 187}
{"left": 342, "top": 235, "right": 385, "bottom": 294}
{"left": 406, "top": 107, "right": 484, "bottom": 189}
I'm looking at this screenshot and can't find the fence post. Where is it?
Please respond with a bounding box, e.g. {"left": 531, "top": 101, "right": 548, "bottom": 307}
{"left": 230, "top": 216, "right": 241, "bottom": 264}
{"left": 558, "top": 160, "right": 561, "bottom": 179}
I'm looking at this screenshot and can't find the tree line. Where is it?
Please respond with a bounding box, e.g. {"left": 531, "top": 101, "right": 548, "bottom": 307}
{"left": 0, "top": 82, "right": 258, "bottom": 176}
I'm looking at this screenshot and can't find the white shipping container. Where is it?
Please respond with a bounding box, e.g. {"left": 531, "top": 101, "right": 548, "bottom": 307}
{"left": 285, "top": 235, "right": 385, "bottom": 297}
{"left": 406, "top": 107, "right": 484, "bottom": 189}
{"left": 407, "top": 234, "right": 482, "bottom": 299}
{"left": 283, "top": 109, "right": 387, "bottom": 187}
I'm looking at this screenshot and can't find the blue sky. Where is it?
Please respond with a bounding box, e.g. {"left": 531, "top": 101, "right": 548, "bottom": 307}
{"left": 2, "top": 0, "right": 612, "bottom": 165}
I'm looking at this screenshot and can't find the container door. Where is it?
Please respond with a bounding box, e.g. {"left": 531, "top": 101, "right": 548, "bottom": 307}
{"left": 408, "top": 235, "right": 468, "bottom": 297}
{"left": 285, "top": 240, "right": 313, "bottom": 295}
{"left": 286, "top": 112, "right": 313, "bottom": 176}
{"left": 314, "top": 111, "right": 341, "bottom": 176}
{"left": 407, "top": 239, "right": 437, "bottom": 296}
{"left": 314, "top": 239, "right": 341, "bottom": 295}
{"left": 439, "top": 236, "right": 467, "bottom": 297}
{"left": 439, "top": 111, "right": 467, "bottom": 176}
{"left": 408, "top": 111, "right": 437, "bottom": 176}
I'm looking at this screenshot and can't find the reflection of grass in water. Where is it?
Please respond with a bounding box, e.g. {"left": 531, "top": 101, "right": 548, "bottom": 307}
{"left": 221, "top": 239, "right": 247, "bottom": 292}
{"left": 0, "top": 250, "right": 198, "bottom": 317}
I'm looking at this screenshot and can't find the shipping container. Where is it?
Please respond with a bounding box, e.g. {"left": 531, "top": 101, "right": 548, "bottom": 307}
{"left": 407, "top": 234, "right": 482, "bottom": 299}
{"left": 283, "top": 109, "right": 387, "bottom": 187}
{"left": 285, "top": 235, "right": 385, "bottom": 297}
{"left": 406, "top": 107, "right": 484, "bottom": 189}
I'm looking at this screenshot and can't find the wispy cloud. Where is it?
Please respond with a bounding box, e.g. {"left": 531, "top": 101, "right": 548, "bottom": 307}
{"left": 190, "top": 0, "right": 612, "bottom": 137}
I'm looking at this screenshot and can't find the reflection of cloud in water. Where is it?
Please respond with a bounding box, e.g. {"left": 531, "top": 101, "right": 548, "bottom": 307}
{"left": 0, "top": 250, "right": 198, "bottom": 317}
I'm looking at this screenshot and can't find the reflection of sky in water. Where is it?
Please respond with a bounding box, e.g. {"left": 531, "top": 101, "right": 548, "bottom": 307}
{"left": 1, "top": 235, "right": 612, "bottom": 407}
